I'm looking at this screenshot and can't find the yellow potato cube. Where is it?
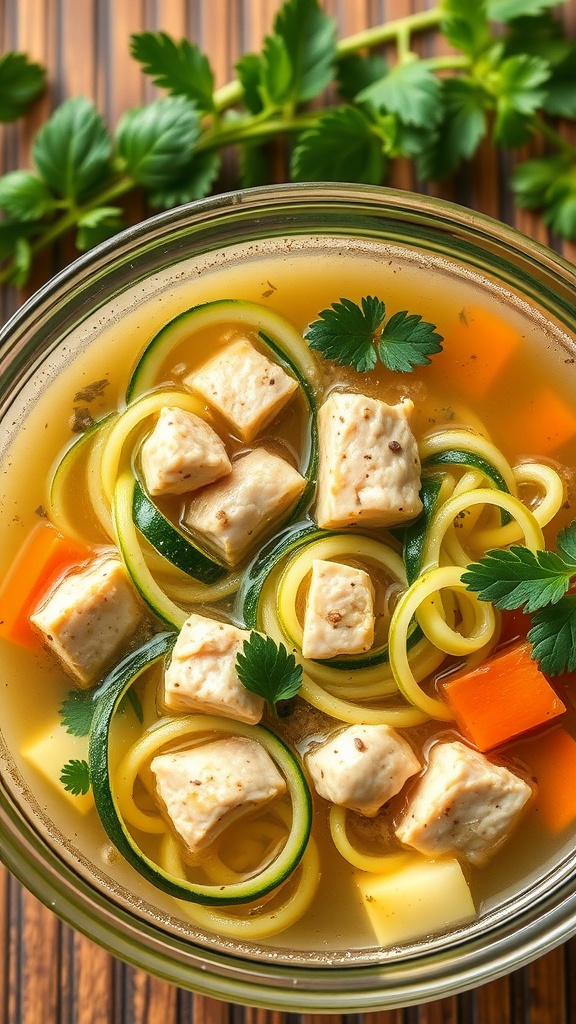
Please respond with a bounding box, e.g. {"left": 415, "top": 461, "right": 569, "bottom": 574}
{"left": 355, "top": 855, "right": 475, "bottom": 947}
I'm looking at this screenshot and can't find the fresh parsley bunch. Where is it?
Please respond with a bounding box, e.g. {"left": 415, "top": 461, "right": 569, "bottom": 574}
{"left": 2, "top": 0, "right": 576, "bottom": 287}
{"left": 463, "top": 521, "right": 576, "bottom": 676}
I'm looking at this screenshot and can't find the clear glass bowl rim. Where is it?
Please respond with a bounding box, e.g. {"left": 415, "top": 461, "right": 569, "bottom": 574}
{"left": 1, "top": 181, "right": 576, "bottom": 1012}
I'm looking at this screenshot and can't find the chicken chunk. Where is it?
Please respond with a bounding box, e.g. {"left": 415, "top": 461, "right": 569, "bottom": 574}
{"left": 163, "top": 612, "right": 264, "bottom": 724}
{"left": 184, "top": 448, "right": 306, "bottom": 567}
{"left": 30, "top": 556, "right": 142, "bottom": 688}
{"left": 302, "top": 559, "right": 375, "bottom": 659}
{"left": 315, "top": 392, "right": 422, "bottom": 529}
{"left": 151, "top": 736, "right": 286, "bottom": 860}
{"left": 306, "top": 724, "right": 421, "bottom": 817}
{"left": 185, "top": 338, "right": 299, "bottom": 442}
{"left": 395, "top": 740, "right": 533, "bottom": 866}
{"left": 140, "top": 406, "right": 231, "bottom": 496}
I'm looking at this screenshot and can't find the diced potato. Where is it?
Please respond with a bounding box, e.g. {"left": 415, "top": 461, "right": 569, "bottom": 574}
{"left": 302, "top": 559, "right": 375, "bottom": 659}
{"left": 315, "top": 392, "right": 422, "bottom": 529}
{"left": 185, "top": 338, "right": 298, "bottom": 442}
{"left": 151, "top": 736, "right": 286, "bottom": 859}
{"left": 163, "top": 612, "right": 264, "bottom": 724}
{"left": 184, "top": 448, "right": 305, "bottom": 567}
{"left": 22, "top": 719, "right": 93, "bottom": 814}
{"left": 355, "top": 855, "right": 475, "bottom": 947}
{"left": 30, "top": 556, "right": 143, "bottom": 689}
{"left": 140, "top": 406, "right": 231, "bottom": 496}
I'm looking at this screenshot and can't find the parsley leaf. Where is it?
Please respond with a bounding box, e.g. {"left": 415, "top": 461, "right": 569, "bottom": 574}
{"left": 272, "top": 0, "right": 337, "bottom": 104}
{"left": 59, "top": 689, "right": 95, "bottom": 737}
{"left": 0, "top": 51, "right": 46, "bottom": 122}
{"left": 357, "top": 61, "right": 443, "bottom": 129}
{"left": 305, "top": 295, "right": 443, "bottom": 374}
{"left": 492, "top": 54, "right": 550, "bottom": 146}
{"left": 60, "top": 758, "right": 91, "bottom": 797}
{"left": 76, "top": 206, "right": 125, "bottom": 252}
{"left": 528, "top": 596, "right": 576, "bottom": 676}
{"left": 260, "top": 35, "right": 294, "bottom": 107}
{"left": 462, "top": 545, "right": 576, "bottom": 613}
{"left": 116, "top": 96, "right": 200, "bottom": 191}
{"left": 0, "top": 170, "right": 55, "bottom": 222}
{"left": 336, "top": 53, "right": 389, "bottom": 103}
{"left": 235, "top": 53, "right": 265, "bottom": 115}
{"left": 544, "top": 47, "right": 576, "bottom": 118}
{"left": 418, "top": 77, "right": 487, "bottom": 179}
{"left": 291, "top": 106, "right": 385, "bottom": 185}
{"left": 32, "top": 97, "right": 112, "bottom": 202}
{"left": 148, "top": 151, "right": 221, "bottom": 209}
{"left": 130, "top": 32, "right": 215, "bottom": 113}
{"left": 488, "top": 0, "right": 560, "bottom": 21}
{"left": 236, "top": 633, "right": 303, "bottom": 715}
{"left": 440, "top": 0, "right": 490, "bottom": 59}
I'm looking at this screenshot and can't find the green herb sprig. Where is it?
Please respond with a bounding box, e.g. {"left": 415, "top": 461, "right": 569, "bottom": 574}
{"left": 60, "top": 758, "right": 91, "bottom": 797}
{"left": 236, "top": 633, "right": 303, "bottom": 715}
{"left": 463, "top": 521, "right": 576, "bottom": 676}
{"left": 305, "top": 295, "right": 443, "bottom": 373}
{"left": 2, "top": 0, "right": 576, "bottom": 287}
{"left": 0, "top": 51, "right": 46, "bottom": 123}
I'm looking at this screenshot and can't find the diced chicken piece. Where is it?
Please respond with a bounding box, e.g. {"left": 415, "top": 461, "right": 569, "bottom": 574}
{"left": 163, "top": 612, "right": 264, "bottom": 723}
{"left": 302, "top": 559, "right": 375, "bottom": 659}
{"left": 306, "top": 724, "right": 421, "bottom": 817}
{"left": 315, "top": 392, "right": 423, "bottom": 529}
{"left": 395, "top": 740, "right": 533, "bottom": 867}
{"left": 184, "top": 448, "right": 305, "bottom": 567}
{"left": 151, "top": 736, "right": 286, "bottom": 860}
{"left": 30, "top": 556, "right": 142, "bottom": 689}
{"left": 140, "top": 406, "right": 231, "bottom": 496}
{"left": 185, "top": 338, "right": 299, "bottom": 442}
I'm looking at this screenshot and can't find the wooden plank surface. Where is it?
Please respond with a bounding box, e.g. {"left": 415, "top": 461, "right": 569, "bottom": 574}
{"left": 1, "top": 1, "right": 576, "bottom": 1021}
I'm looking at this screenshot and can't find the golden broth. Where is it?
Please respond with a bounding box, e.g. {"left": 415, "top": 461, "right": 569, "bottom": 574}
{"left": 1, "top": 236, "right": 575, "bottom": 957}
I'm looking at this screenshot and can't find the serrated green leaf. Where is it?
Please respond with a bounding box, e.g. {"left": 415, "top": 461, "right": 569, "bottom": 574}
{"left": 0, "top": 221, "right": 39, "bottom": 261}
{"left": 236, "top": 633, "right": 302, "bottom": 715}
{"left": 336, "top": 53, "right": 389, "bottom": 102}
{"left": 462, "top": 546, "right": 574, "bottom": 612}
{"left": 291, "top": 106, "right": 385, "bottom": 185}
{"left": 0, "top": 51, "right": 46, "bottom": 122}
{"left": 357, "top": 61, "right": 443, "bottom": 129}
{"left": 260, "top": 34, "right": 294, "bottom": 106}
{"left": 273, "top": 0, "right": 337, "bottom": 103}
{"left": 488, "top": 0, "right": 560, "bottom": 21}
{"left": 528, "top": 595, "right": 576, "bottom": 675}
{"left": 502, "top": 12, "right": 570, "bottom": 67}
{"left": 377, "top": 310, "right": 444, "bottom": 372}
{"left": 0, "top": 170, "right": 55, "bottom": 221}
{"left": 419, "top": 77, "right": 487, "bottom": 179}
{"left": 130, "top": 31, "right": 215, "bottom": 112}
{"left": 116, "top": 96, "right": 200, "bottom": 191}
{"left": 76, "top": 206, "right": 125, "bottom": 252}
{"left": 148, "top": 151, "right": 220, "bottom": 208}
{"left": 543, "top": 48, "right": 576, "bottom": 117}
{"left": 557, "top": 522, "right": 576, "bottom": 567}
{"left": 60, "top": 758, "right": 91, "bottom": 797}
{"left": 235, "top": 52, "right": 265, "bottom": 114}
{"left": 32, "top": 96, "right": 112, "bottom": 202}
{"left": 440, "top": 0, "right": 490, "bottom": 58}
{"left": 545, "top": 184, "right": 576, "bottom": 240}
{"left": 511, "top": 154, "right": 567, "bottom": 210}
{"left": 493, "top": 54, "right": 550, "bottom": 145}
{"left": 59, "top": 688, "right": 95, "bottom": 737}
{"left": 305, "top": 295, "right": 385, "bottom": 372}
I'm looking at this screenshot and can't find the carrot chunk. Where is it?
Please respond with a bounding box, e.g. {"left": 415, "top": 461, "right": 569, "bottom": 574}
{"left": 505, "top": 387, "right": 576, "bottom": 457}
{"left": 443, "top": 642, "right": 566, "bottom": 751}
{"left": 439, "top": 305, "right": 521, "bottom": 398}
{"left": 0, "top": 522, "right": 92, "bottom": 650}
{"left": 513, "top": 727, "right": 576, "bottom": 833}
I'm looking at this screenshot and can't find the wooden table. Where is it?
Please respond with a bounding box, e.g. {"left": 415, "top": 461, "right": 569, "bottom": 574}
{"left": 1, "top": 2, "right": 576, "bottom": 1021}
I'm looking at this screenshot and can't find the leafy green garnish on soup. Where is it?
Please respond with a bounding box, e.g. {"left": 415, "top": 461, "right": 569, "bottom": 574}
{"left": 60, "top": 758, "right": 91, "bottom": 797}
{"left": 304, "top": 295, "right": 443, "bottom": 373}
{"left": 237, "top": 633, "right": 303, "bottom": 715}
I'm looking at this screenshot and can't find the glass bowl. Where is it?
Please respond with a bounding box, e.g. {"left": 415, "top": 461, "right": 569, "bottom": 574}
{"left": 1, "top": 183, "right": 576, "bottom": 1012}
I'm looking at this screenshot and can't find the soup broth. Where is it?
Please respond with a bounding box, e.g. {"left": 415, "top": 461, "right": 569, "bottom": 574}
{"left": 1, "top": 236, "right": 576, "bottom": 960}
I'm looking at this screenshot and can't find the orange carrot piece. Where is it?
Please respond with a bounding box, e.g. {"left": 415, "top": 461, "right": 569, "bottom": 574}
{"left": 439, "top": 305, "right": 521, "bottom": 398}
{"left": 505, "top": 387, "right": 576, "bottom": 457}
{"left": 513, "top": 727, "right": 576, "bottom": 833}
{"left": 443, "top": 642, "right": 566, "bottom": 751}
{"left": 0, "top": 522, "right": 92, "bottom": 650}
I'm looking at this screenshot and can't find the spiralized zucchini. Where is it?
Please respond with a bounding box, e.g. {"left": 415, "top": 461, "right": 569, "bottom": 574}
{"left": 328, "top": 805, "right": 413, "bottom": 874}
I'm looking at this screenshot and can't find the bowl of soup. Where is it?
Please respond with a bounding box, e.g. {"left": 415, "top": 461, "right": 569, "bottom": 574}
{"left": 1, "top": 183, "right": 576, "bottom": 1011}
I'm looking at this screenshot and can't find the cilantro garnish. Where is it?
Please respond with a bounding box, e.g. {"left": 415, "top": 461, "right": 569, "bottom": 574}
{"left": 304, "top": 296, "right": 443, "bottom": 374}
{"left": 463, "top": 521, "right": 576, "bottom": 676}
{"left": 236, "top": 633, "right": 303, "bottom": 715}
{"left": 59, "top": 689, "right": 95, "bottom": 737}
{"left": 60, "top": 758, "right": 91, "bottom": 797}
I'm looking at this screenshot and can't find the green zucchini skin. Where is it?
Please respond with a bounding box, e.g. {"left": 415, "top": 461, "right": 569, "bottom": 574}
{"left": 132, "top": 480, "right": 227, "bottom": 584}
{"left": 239, "top": 524, "right": 324, "bottom": 630}
{"left": 421, "top": 448, "right": 512, "bottom": 524}
{"left": 89, "top": 633, "right": 313, "bottom": 906}
{"left": 402, "top": 476, "right": 443, "bottom": 586}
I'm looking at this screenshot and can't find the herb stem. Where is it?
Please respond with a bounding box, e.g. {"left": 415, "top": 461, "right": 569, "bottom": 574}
{"left": 532, "top": 114, "right": 576, "bottom": 157}
{"left": 197, "top": 112, "right": 321, "bottom": 153}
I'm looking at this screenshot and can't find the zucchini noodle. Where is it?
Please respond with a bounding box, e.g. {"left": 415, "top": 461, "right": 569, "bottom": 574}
{"left": 328, "top": 805, "right": 412, "bottom": 874}
{"left": 419, "top": 428, "right": 517, "bottom": 496}
{"left": 388, "top": 566, "right": 498, "bottom": 720}
{"left": 472, "top": 461, "right": 564, "bottom": 550}
{"left": 101, "top": 390, "right": 207, "bottom": 504}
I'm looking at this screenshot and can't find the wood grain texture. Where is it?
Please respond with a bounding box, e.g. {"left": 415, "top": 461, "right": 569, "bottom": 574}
{"left": 1, "top": 1, "right": 576, "bottom": 1022}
